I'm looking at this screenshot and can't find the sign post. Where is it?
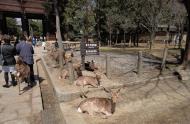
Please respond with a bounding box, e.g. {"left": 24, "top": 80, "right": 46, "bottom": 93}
{"left": 80, "top": 37, "right": 86, "bottom": 70}
{"left": 80, "top": 38, "right": 99, "bottom": 70}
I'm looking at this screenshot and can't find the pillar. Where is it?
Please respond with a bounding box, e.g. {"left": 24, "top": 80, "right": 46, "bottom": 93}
{"left": 42, "top": 16, "right": 50, "bottom": 37}
{"left": 0, "top": 12, "right": 7, "bottom": 34}
{"left": 21, "top": 13, "right": 29, "bottom": 36}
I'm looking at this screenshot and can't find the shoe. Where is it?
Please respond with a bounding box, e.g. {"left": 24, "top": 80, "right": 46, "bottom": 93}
{"left": 12, "top": 81, "right": 17, "bottom": 87}
{"left": 3, "top": 84, "right": 10, "bottom": 88}
{"left": 12, "top": 83, "right": 17, "bottom": 87}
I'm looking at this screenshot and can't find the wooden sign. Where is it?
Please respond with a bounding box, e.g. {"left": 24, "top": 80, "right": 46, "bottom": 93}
{"left": 85, "top": 43, "right": 99, "bottom": 55}
{"left": 80, "top": 42, "right": 99, "bottom": 56}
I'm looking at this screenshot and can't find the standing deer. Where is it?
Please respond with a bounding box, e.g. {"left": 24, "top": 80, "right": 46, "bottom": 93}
{"left": 77, "top": 87, "right": 122, "bottom": 118}
{"left": 74, "top": 74, "right": 101, "bottom": 87}
{"left": 14, "top": 57, "right": 31, "bottom": 95}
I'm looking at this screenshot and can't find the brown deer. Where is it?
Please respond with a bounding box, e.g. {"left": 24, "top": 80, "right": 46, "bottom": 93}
{"left": 49, "top": 49, "right": 74, "bottom": 64}
{"left": 14, "top": 57, "right": 31, "bottom": 95}
{"left": 74, "top": 74, "right": 101, "bottom": 88}
{"left": 85, "top": 60, "right": 98, "bottom": 71}
{"left": 77, "top": 87, "right": 122, "bottom": 118}
{"left": 59, "top": 69, "right": 69, "bottom": 79}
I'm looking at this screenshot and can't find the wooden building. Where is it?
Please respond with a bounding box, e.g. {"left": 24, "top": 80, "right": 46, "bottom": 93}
{"left": 0, "top": 0, "right": 55, "bottom": 37}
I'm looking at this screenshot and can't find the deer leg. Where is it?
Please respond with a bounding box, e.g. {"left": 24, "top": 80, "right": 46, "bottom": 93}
{"left": 88, "top": 84, "right": 98, "bottom": 88}
{"left": 103, "top": 112, "right": 112, "bottom": 118}
{"left": 88, "top": 111, "right": 95, "bottom": 117}
{"left": 27, "top": 76, "right": 32, "bottom": 87}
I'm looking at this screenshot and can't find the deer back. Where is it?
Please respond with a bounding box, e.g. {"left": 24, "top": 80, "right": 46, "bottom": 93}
{"left": 74, "top": 76, "right": 99, "bottom": 87}
{"left": 78, "top": 97, "right": 114, "bottom": 114}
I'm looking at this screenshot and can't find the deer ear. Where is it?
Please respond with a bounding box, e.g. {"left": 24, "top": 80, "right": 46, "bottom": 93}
{"left": 116, "top": 88, "right": 122, "bottom": 94}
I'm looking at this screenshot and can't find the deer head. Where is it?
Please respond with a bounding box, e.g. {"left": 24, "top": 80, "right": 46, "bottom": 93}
{"left": 101, "top": 86, "right": 121, "bottom": 103}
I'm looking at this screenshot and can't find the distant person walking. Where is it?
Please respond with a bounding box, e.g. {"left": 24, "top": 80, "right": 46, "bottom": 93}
{"left": 54, "top": 39, "right": 59, "bottom": 49}
{"left": 0, "top": 35, "right": 17, "bottom": 88}
{"left": 32, "top": 37, "right": 36, "bottom": 47}
{"left": 16, "top": 35, "right": 35, "bottom": 85}
{"left": 42, "top": 41, "right": 46, "bottom": 50}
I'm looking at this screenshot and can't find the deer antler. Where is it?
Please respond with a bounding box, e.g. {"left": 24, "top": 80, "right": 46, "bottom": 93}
{"left": 116, "top": 87, "right": 122, "bottom": 93}
{"left": 79, "top": 88, "right": 89, "bottom": 98}
{"left": 100, "top": 85, "right": 111, "bottom": 93}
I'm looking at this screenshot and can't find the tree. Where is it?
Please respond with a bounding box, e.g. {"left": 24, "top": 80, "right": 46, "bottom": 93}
{"left": 120, "top": 18, "right": 135, "bottom": 47}
{"left": 138, "top": 0, "right": 163, "bottom": 49}
{"left": 102, "top": 0, "right": 121, "bottom": 46}
{"left": 62, "top": 0, "right": 96, "bottom": 41}
{"left": 172, "top": 1, "right": 187, "bottom": 48}
{"left": 53, "top": 0, "right": 64, "bottom": 68}
{"left": 29, "top": 20, "right": 43, "bottom": 37}
{"left": 6, "top": 17, "right": 21, "bottom": 36}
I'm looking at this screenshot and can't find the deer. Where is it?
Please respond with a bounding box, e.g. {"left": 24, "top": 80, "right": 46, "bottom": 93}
{"left": 49, "top": 49, "right": 74, "bottom": 65}
{"left": 59, "top": 69, "right": 69, "bottom": 79}
{"left": 14, "top": 56, "right": 31, "bottom": 95}
{"left": 77, "top": 86, "right": 122, "bottom": 118}
{"left": 85, "top": 60, "right": 98, "bottom": 71}
{"left": 74, "top": 74, "right": 101, "bottom": 88}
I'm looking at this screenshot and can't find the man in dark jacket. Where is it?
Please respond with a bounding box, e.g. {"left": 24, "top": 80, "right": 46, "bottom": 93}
{"left": 0, "top": 35, "right": 17, "bottom": 88}
{"left": 16, "top": 36, "right": 35, "bottom": 85}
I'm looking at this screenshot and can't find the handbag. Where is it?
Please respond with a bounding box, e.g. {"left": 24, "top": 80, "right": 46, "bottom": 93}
{"left": 0, "top": 45, "right": 4, "bottom": 65}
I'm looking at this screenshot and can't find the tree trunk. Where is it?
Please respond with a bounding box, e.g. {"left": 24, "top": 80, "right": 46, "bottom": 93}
{"left": 150, "top": 31, "right": 155, "bottom": 50}
{"left": 178, "top": 23, "right": 184, "bottom": 49}
{"left": 124, "top": 31, "right": 126, "bottom": 48}
{"left": 129, "top": 33, "right": 132, "bottom": 47}
{"left": 53, "top": 0, "right": 64, "bottom": 68}
{"left": 109, "top": 30, "right": 112, "bottom": 47}
{"left": 116, "top": 30, "right": 118, "bottom": 45}
{"left": 183, "top": 19, "right": 190, "bottom": 67}
{"left": 183, "top": 0, "right": 190, "bottom": 68}
{"left": 136, "top": 32, "right": 139, "bottom": 47}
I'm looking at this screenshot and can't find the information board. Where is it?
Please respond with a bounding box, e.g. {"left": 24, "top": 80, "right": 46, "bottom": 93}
{"left": 80, "top": 42, "right": 99, "bottom": 56}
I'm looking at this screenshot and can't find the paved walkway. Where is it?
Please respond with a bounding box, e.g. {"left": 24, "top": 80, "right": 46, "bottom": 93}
{"left": 0, "top": 47, "right": 43, "bottom": 124}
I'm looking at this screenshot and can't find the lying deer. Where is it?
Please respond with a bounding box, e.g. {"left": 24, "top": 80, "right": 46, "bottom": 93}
{"left": 77, "top": 87, "right": 122, "bottom": 118}
{"left": 14, "top": 57, "right": 31, "bottom": 95}
{"left": 85, "top": 60, "right": 98, "bottom": 71}
{"left": 74, "top": 74, "right": 101, "bottom": 88}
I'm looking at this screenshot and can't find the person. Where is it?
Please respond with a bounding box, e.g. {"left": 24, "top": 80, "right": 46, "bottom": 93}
{"left": 42, "top": 41, "right": 46, "bottom": 50}
{"left": 16, "top": 35, "right": 35, "bottom": 85}
{"left": 54, "top": 39, "right": 59, "bottom": 48}
{"left": 32, "top": 37, "right": 36, "bottom": 47}
{"left": 14, "top": 36, "right": 19, "bottom": 47}
{"left": 0, "top": 35, "right": 17, "bottom": 88}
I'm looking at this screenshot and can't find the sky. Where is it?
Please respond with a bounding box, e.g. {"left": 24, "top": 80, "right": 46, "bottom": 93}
{"left": 16, "top": 18, "right": 21, "bottom": 25}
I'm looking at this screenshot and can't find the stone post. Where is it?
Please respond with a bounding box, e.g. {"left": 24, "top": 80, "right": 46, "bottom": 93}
{"left": 106, "top": 55, "right": 111, "bottom": 79}
{"left": 161, "top": 48, "right": 168, "bottom": 74}
{"left": 137, "top": 51, "right": 142, "bottom": 76}
{"left": 68, "top": 60, "right": 74, "bottom": 84}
